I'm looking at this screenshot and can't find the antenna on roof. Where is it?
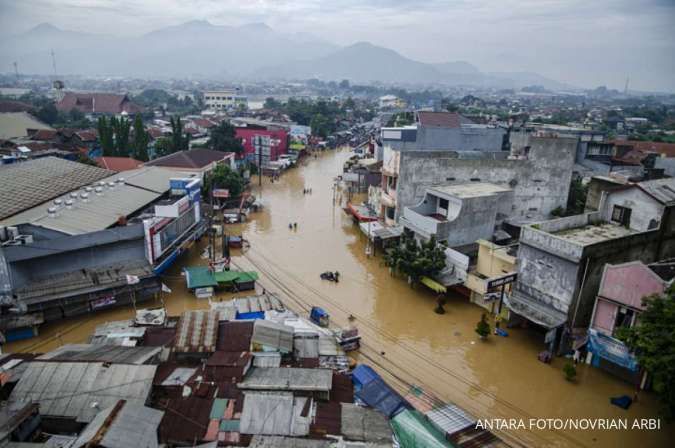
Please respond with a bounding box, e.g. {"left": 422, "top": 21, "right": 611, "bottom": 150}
{"left": 50, "top": 49, "right": 65, "bottom": 102}
{"left": 624, "top": 77, "right": 630, "bottom": 95}
{"left": 12, "top": 62, "right": 19, "bottom": 80}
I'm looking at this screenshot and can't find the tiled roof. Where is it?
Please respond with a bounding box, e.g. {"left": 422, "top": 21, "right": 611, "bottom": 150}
{"left": 613, "top": 140, "right": 675, "bottom": 158}
{"left": 416, "top": 111, "right": 473, "bottom": 128}
{"left": 30, "top": 129, "right": 58, "bottom": 140}
{"left": 96, "top": 156, "right": 144, "bottom": 172}
{"left": 145, "top": 149, "right": 233, "bottom": 169}
{"left": 56, "top": 92, "right": 143, "bottom": 115}
{"left": 0, "top": 156, "right": 113, "bottom": 220}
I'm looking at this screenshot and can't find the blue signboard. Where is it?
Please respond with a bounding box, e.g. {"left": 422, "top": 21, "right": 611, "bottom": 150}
{"left": 587, "top": 328, "right": 639, "bottom": 372}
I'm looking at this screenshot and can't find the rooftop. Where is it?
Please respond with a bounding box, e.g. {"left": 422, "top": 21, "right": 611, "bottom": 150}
{"left": 237, "top": 367, "right": 333, "bottom": 392}
{"left": 0, "top": 112, "right": 53, "bottom": 139}
{"left": 551, "top": 222, "right": 634, "bottom": 245}
{"left": 427, "top": 182, "right": 511, "bottom": 200}
{"left": 9, "top": 361, "right": 157, "bottom": 423}
{"left": 1, "top": 166, "right": 191, "bottom": 234}
{"left": 0, "top": 157, "right": 112, "bottom": 221}
{"left": 145, "top": 149, "right": 234, "bottom": 169}
{"left": 95, "top": 156, "right": 144, "bottom": 172}
{"left": 416, "top": 111, "right": 473, "bottom": 129}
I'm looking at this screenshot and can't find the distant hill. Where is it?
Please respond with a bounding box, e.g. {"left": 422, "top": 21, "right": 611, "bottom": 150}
{"left": 0, "top": 21, "right": 573, "bottom": 90}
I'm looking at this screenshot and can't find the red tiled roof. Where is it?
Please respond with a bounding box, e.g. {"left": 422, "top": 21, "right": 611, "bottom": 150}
{"left": 75, "top": 130, "right": 97, "bottom": 142}
{"left": 417, "top": 111, "right": 473, "bottom": 128}
{"left": 0, "top": 100, "right": 34, "bottom": 113}
{"left": 30, "top": 129, "right": 58, "bottom": 141}
{"left": 56, "top": 92, "right": 143, "bottom": 115}
{"left": 96, "top": 156, "right": 144, "bottom": 172}
{"left": 147, "top": 127, "right": 164, "bottom": 139}
{"left": 192, "top": 118, "right": 216, "bottom": 128}
{"left": 613, "top": 140, "right": 675, "bottom": 158}
{"left": 145, "top": 149, "right": 234, "bottom": 169}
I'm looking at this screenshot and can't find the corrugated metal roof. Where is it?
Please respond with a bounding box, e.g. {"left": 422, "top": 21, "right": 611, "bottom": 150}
{"left": 0, "top": 156, "right": 112, "bottom": 221}
{"left": 37, "top": 344, "right": 161, "bottom": 365}
{"left": 293, "top": 333, "right": 320, "bottom": 359}
{"left": 158, "top": 397, "right": 212, "bottom": 443}
{"left": 251, "top": 320, "right": 294, "bottom": 353}
{"left": 174, "top": 310, "right": 220, "bottom": 353}
{"left": 72, "top": 400, "right": 163, "bottom": 448}
{"left": 637, "top": 177, "right": 675, "bottom": 205}
{"left": 248, "top": 436, "right": 332, "bottom": 448}
{"left": 237, "top": 368, "right": 333, "bottom": 392}
{"left": 426, "top": 403, "right": 475, "bottom": 437}
{"left": 112, "top": 166, "right": 193, "bottom": 193}
{"left": 217, "top": 321, "right": 254, "bottom": 351}
{"left": 10, "top": 361, "right": 156, "bottom": 423}
{"left": 252, "top": 352, "right": 282, "bottom": 368}
{"left": 160, "top": 367, "right": 198, "bottom": 386}
{"left": 341, "top": 403, "right": 393, "bottom": 442}
{"left": 0, "top": 111, "right": 53, "bottom": 139}
{"left": 239, "top": 392, "right": 312, "bottom": 436}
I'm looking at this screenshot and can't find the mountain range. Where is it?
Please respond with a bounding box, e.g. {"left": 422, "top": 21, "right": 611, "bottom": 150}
{"left": 0, "top": 21, "right": 572, "bottom": 90}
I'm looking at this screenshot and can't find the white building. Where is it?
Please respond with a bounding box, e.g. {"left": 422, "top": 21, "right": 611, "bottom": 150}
{"left": 203, "top": 89, "right": 247, "bottom": 111}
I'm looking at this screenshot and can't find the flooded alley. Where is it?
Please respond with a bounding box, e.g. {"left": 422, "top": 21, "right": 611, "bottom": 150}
{"left": 7, "top": 149, "right": 672, "bottom": 447}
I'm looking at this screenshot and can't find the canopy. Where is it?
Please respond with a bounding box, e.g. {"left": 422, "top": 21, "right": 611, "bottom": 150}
{"left": 214, "top": 270, "right": 259, "bottom": 284}
{"left": 421, "top": 277, "right": 446, "bottom": 294}
{"left": 184, "top": 266, "right": 218, "bottom": 289}
{"left": 391, "top": 409, "right": 454, "bottom": 448}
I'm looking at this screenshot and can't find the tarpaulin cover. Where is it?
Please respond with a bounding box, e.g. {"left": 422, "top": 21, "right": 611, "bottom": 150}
{"left": 236, "top": 311, "right": 265, "bottom": 320}
{"left": 356, "top": 377, "right": 410, "bottom": 418}
{"left": 184, "top": 266, "right": 218, "bottom": 289}
{"left": 351, "top": 364, "right": 380, "bottom": 391}
{"left": 391, "top": 409, "right": 454, "bottom": 448}
{"left": 587, "top": 329, "right": 639, "bottom": 372}
{"left": 421, "top": 276, "right": 447, "bottom": 293}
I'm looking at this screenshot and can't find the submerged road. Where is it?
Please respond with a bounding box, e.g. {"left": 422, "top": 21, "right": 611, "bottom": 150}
{"left": 8, "top": 148, "right": 672, "bottom": 447}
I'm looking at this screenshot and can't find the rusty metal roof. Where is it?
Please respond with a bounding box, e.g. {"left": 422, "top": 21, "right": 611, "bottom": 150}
{"left": 174, "top": 310, "right": 220, "bottom": 353}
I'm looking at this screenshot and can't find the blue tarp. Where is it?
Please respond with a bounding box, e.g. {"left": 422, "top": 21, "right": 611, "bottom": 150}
{"left": 587, "top": 329, "right": 639, "bottom": 372}
{"left": 236, "top": 311, "right": 265, "bottom": 320}
{"left": 351, "top": 364, "right": 380, "bottom": 391}
{"left": 356, "top": 377, "right": 411, "bottom": 418}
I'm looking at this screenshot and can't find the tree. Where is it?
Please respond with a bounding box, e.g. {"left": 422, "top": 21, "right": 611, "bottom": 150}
{"left": 203, "top": 164, "right": 245, "bottom": 198}
{"left": 132, "top": 114, "right": 150, "bottom": 161}
{"left": 97, "top": 116, "right": 115, "bottom": 156}
{"left": 384, "top": 235, "right": 446, "bottom": 284}
{"left": 264, "top": 97, "right": 282, "bottom": 110}
{"left": 154, "top": 137, "right": 175, "bottom": 157}
{"left": 208, "top": 121, "right": 244, "bottom": 154}
{"left": 36, "top": 103, "right": 59, "bottom": 125}
{"left": 475, "top": 314, "right": 491, "bottom": 339}
{"left": 616, "top": 291, "right": 675, "bottom": 421}
{"left": 170, "top": 115, "right": 189, "bottom": 152}
{"left": 310, "top": 113, "right": 330, "bottom": 138}
{"left": 565, "top": 178, "right": 588, "bottom": 215}
{"left": 112, "top": 116, "right": 131, "bottom": 156}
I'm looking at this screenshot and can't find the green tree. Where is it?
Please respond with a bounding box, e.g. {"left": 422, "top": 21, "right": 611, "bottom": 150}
{"left": 112, "top": 116, "right": 131, "bottom": 156}
{"left": 132, "top": 114, "right": 150, "bottom": 161}
{"left": 384, "top": 235, "right": 446, "bottom": 284}
{"left": 208, "top": 121, "right": 244, "bottom": 154}
{"left": 616, "top": 291, "right": 675, "bottom": 421}
{"left": 36, "top": 103, "right": 59, "bottom": 125}
{"left": 565, "top": 178, "right": 588, "bottom": 215}
{"left": 203, "top": 164, "right": 245, "bottom": 198}
{"left": 170, "top": 115, "right": 189, "bottom": 151}
{"left": 97, "top": 116, "right": 115, "bottom": 156}
{"left": 264, "top": 97, "right": 282, "bottom": 110}
{"left": 475, "top": 314, "right": 491, "bottom": 339}
{"left": 310, "top": 113, "right": 330, "bottom": 138}
{"left": 154, "top": 137, "right": 175, "bottom": 157}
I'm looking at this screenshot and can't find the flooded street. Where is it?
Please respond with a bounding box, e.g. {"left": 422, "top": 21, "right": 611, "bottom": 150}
{"left": 7, "top": 149, "right": 672, "bottom": 447}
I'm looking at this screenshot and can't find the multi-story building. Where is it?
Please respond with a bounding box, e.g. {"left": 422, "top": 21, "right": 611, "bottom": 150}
{"left": 203, "top": 89, "right": 247, "bottom": 111}
{"left": 510, "top": 177, "right": 675, "bottom": 354}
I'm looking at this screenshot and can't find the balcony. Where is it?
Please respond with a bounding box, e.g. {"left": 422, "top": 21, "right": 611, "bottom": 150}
{"left": 399, "top": 206, "right": 450, "bottom": 240}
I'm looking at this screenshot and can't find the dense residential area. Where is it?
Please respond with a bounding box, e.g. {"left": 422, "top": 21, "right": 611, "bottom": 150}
{"left": 1, "top": 3, "right": 675, "bottom": 448}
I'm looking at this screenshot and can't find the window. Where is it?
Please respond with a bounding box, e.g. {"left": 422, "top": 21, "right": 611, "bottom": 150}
{"left": 611, "top": 205, "right": 631, "bottom": 227}
{"left": 446, "top": 177, "right": 455, "bottom": 181}
{"left": 613, "top": 307, "right": 635, "bottom": 336}
{"left": 470, "top": 177, "right": 481, "bottom": 182}
{"left": 386, "top": 207, "right": 395, "bottom": 220}
{"left": 438, "top": 198, "right": 449, "bottom": 210}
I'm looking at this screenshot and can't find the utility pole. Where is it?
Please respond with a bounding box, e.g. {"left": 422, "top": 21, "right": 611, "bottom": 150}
{"left": 50, "top": 49, "right": 57, "bottom": 77}
{"left": 12, "top": 62, "right": 19, "bottom": 80}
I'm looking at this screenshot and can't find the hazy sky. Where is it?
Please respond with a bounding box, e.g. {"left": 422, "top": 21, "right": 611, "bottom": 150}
{"left": 2, "top": 0, "right": 674, "bottom": 91}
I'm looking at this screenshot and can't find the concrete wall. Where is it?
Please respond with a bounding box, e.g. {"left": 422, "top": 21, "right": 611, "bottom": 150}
{"left": 441, "top": 193, "right": 510, "bottom": 247}
{"left": 600, "top": 188, "right": 664, "bottom": 232}
{"left": 396, "top": 136, "right": 577, "bottom": 222}
{"left": 382, "top": 126, "right": 505, "bottom": 152}
{"left": 9, "top": 235, "right": 146, "bottom": 289}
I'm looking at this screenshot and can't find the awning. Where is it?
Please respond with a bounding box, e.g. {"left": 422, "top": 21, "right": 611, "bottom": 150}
{"left": 421, "top": 276, "right": 447, "bottom": 294}
{"left": 213, "top": 270, "right": 259, "bottom": 284}
{"left": 183, "top": 266, "right": 218, "bottom": 289}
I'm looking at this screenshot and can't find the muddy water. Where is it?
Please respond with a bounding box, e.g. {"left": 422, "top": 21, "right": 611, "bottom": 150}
{"left": 6, "top": 149, "right": 672, "bottom": 447}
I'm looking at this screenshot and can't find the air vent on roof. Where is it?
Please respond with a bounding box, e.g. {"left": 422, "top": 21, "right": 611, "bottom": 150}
{"left": 108, "top": 181, "right": 116, "bottom": 189}
{"left": 116, "top": 177, "right": 125, "bottom": 184}
{"left": 65, "top": 199, "right": 74, "bottom": 209}
{"left": 95, "top": 186, "right": 104, "bottom": 196}
{"left": 48, "top": 207, "right": 57, "bottom": 218}
{"left": 53, "top": 198, "right": 63, "bottom": 206}
{"left": 80, "top": 192, "right": 89, "bottom": 202}
{"left": 70, "top": 192, "right": 79, "bottom": 200}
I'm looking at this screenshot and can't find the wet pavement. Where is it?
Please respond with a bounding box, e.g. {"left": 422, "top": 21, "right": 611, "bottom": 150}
{"left": 7, "top": 149, "right": 673, "bottom": 447}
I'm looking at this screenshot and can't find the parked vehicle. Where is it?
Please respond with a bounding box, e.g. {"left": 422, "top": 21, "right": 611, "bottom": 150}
{"left": 335, "top": 327, "right": 361, "bottom": 352}
{"left": 310, "top": 306, "right": 330, "bottom": 327}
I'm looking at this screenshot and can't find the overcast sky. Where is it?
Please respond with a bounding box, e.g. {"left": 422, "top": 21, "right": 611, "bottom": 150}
{"left": 1, "top": 0, "right": 674, "bottom": 91}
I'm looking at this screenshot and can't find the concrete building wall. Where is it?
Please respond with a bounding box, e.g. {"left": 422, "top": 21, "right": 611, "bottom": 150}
{"left": 442, "top": 193, "right": 510, "bottom": 247}
{"left": 599, "top": 188, "right": 664, "bottom": 232}
{"left": 396, "top": 136, "right": 576, "bottom": 222}
{"left": 383, "top": 126, "right": 505, "bottom": 152}
{"left": 9, "top": 237, "right": 146, "bottom": 289}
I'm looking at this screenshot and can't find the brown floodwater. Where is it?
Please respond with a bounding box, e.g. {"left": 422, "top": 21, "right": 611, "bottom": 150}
{"left": 6, "top": 149, "right": 673, "bottom": 447}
